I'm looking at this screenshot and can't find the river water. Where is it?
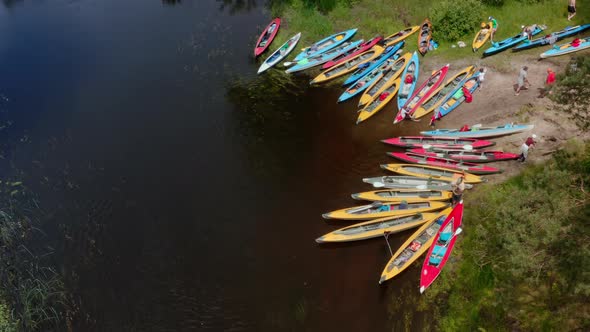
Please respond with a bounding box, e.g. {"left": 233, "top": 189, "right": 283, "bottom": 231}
{"left": 0, "top": 0, "right": 433, "bottom": 330}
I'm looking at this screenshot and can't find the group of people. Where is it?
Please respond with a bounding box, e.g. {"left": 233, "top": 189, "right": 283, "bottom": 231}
{"left": 515, "top": 66, "right": 556, "bottom": 96}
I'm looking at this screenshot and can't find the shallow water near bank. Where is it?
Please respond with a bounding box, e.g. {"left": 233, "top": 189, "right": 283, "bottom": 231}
{"left": 0, "top": 1, "right": 435, "bottom": 330}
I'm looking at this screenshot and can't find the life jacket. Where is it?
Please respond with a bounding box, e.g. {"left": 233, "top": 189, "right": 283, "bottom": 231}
{"left": 459, "top": 124, "right": 470, "bottom": 132}
{"left": 572, "top": 39, "right": 581, "bottom": 47}
{"left": 405, "top": 74, "right": 413, "bottom": 84}
{"left": 379, "top": 92, "right": 390, "bottom": 101}
{"left": 462, "top": 86, "right": 473, "bottom": 103}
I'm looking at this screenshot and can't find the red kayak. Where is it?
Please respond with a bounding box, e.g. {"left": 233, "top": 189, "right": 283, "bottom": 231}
{"left": 420, "top": 202, "right": 463, "bottom": 293}
{"left": 407, "top": 149, "right": 520, "bottom": 163}
{"left": 387, "top": 152, "right": 502, "bottom": 175}
{"left": 321, "top": 36, "right": 383, "bottom": 70}
{"left": 394, "top": 64, "right": 449, "bottom": 124}
{"left": 381, "top": 136, "right": 495, "bottom": 150}
{"left": 254, "top": 18, "right": 281, "bottom": 57}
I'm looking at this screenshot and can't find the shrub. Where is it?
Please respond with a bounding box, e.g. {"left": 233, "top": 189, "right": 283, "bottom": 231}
{"left": 430, "top": 0, "right": 483, "bottom": 42}
{"left": 551, "top": 56, "right": 590, "bottom": 131}
{"left": 480, "top": 0, "right": 504, "bottom": 5}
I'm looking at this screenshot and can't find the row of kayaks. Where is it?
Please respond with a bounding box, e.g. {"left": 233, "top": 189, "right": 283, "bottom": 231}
{"left": 472, "top": 22, "right": 590, "bottom": 58}
{"left": 317, "top": 124, "right": 534, "bottom": 290}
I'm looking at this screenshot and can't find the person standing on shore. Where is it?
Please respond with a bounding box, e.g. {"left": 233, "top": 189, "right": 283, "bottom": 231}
{"left": 451, "top": 173, "right": 466, "bottom": 206}
{"left": 489, "top": 16, "right": 498, "bottom": 42}
{"left": 568, "top": 0, "right": 577, "bottom": 20}
{"left": 517, "top": 134, "right": 537, "bottom": 162}
{"left": 515, "top": 66, "right": 529, "bottom": 96}
{"left": 477, "top": 67, "right": 487, "bottom": 91}
{"left": 545, "top": 68, "right": 556, "bottom": 95}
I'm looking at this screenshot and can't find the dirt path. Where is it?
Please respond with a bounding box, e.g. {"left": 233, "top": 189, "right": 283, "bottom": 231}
{"left": 420, "top": 52, "right": 589, "bottom": 182}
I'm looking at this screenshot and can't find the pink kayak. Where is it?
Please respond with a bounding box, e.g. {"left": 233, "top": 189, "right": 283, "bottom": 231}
{"left": 394, "top": 64, "right": 449, "bottom": 124}
{"left": 420, "top": 202, "right": 463, "bottom": 293}
{"left": 407, "top": 149, "right": 519, "bottom": 163}
{"left": 381, "top": 136, "right": 495, "bottom": 149}
{"left": 387, "top": 152, "right": 502, "bottom": 175}
{"left": 254, "top": 18, "right": 281, "bottom": 57}
{"left": 321, "top": 36, "right": 383, "bottom": 70}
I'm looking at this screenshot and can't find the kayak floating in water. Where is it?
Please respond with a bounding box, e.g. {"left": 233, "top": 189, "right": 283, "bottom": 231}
{"left": 254, "top": 18, "right": 281, "bottom": 57}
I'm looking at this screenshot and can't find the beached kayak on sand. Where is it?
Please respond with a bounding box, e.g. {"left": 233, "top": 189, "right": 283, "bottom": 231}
{"left": 385, "top": 153, "right": 502, "bottom": 175}
{"left": 293, "top": 28, "right": 358, "bottom": 62}
{"left": 311, "top": 45, "right": 385, "bottom": 84}
{"left": 472, "top": 21, "right": 493, "bottom": 52}
{"left": 356, "top": 78, "right": 401, "bottom": 124}
{"left": 513, "top": 24, "right": 590, "bottom": 52}
{"left": 285, "top": 39, "right": 364, "bottom": 73}
{"left": 483, "top": 25, "right": 544, "bottom": 57}
{"left": 343, "top": 42, "right": 404, "bottom": 86}
{"left": 408, "top": 148, "right": 519, "bottom": 163}
{"left": 258, "top": 33, "right": 301, "bottom": 74}
{"left": 381, "top": 136, "right": 495, "bottom": 149}
{"left": 322, "top": 201, "right": 448, "bottom": 221}
{"left": 397, "top": 51, "right": 420, "bottom": 110}
{"left": 421, "top": 123, "right": 534, "bottom": 138}
{"left": 433, "top": 73, "right": 479, "bottom": 120}
{"left": 358, "top": 52, "right": 411, "bottom": 107}
{"left": 362, "top": 176, "right": 474, "bottom": 190}
{"left": 418, "top": 19, "right": 432, "bottom": 56}
{"left": 540, "top": 37, "right": 590, "bottom": 58}
{"left": 382, "top": 26, "right": 420, "bottom": 47}
{"left": 322, "top": 36, "right": 383, "bottom": 70}
{"left": 380, "top": 164, "right": 484, "bottom": 183}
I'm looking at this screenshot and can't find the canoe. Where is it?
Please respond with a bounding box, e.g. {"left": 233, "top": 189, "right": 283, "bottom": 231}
{"left": 411, "top": 66, "right": 475, "bottom": 120}
{"left": 322, "top": 36, "right": 383, "bottom": 70}
{"left": 293, "top": 28, "right": 358, "bottom": 62}
{"left": 381, "top": 136, "right": 495, "bottom": 149}
{"left": 386, "top": 153, "right": 501, "bottom": 175}
{"left": 258, "top": 33, "right": 301, "bottom": 74}
{"left": 311, "top": 45, "right": 385, "bottom": 84}
{"left": 356, "top": 78, "right": 401, "bottom": 124}
{"left": 394, "top": 64, "right": 450, "bottom": 124}
{"left": 383, "top": 26, "right": 420, "bottom": 47}
{"left": 343, "top": 42, "right": 404, "bottom": 86}
{"left": 472, "top": 21, "right": 493, "bottom": 52}
{"left": 540, "top": 37, "right": 590, "bottom": 58}
{"left": 359, "top": 52, "right": 410, "bottom": 106}
{"left": 408, "top": 148, "right": 520, "bottom": 163}
{"left": 418, "top": 19, "right": 432, "bottom": 56}
{"left": 380, "top": 164, "right": 484, "bottom": 183}
{"left": 513, "top": 24, "right": 590, "bottom": 52}
{"left": 434, "top": 74, "right": 479, "bottom": 120}
{"left": 362, "top": 176, "right": 474, "bottom": 190}
{"left": 397, "top": 52, "right": 420, "bottom": 110}
{"left": 285, "top": 39, "right": 364, "bottom": 73}
{"left": 420, "top": 202, "right": 464, "bottom": 293}
{"left": 316, "top": 212, "right": 441, "bottom": 243}
{"left": 351, "top": 189, "right": 452, "bottom": 202}
{"left": 322, "top": 201, "right": 448, "bottom": 221}
{"left": 482, "top": 26, "right": 543, "bottom": 57}
{"left": 420, "top": 123, "right": 534, "bottom": 138}
{"left": 379, "top": 207, "right": 452, "bottom": 283}
{"left": 254, "top": 18, "right": 281, "bottom": 57}
{"left": 338, "top": 58, "right": 398, "bottom": 103}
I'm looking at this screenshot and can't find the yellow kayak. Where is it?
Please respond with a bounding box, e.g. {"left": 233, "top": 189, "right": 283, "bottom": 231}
{"left": 411, "top": 66, "right": 475, "bottom": 120}
{"left": 358, "top": 52, "right": 411, "bottom": 106}
{"left": 472, "top": 21, "right": 493, "bottom": 52}
{"left": 310, "top": 45, "right": 385, "bottom": 85}
{"left": 356, "top": 78, "right": 400, "bottom": 124}
{"left": 383, "top": 26, "right": 420, "bottom": 47}
{"left": 316, "top": 212, "right": 440, "bottom": 243}
{"left": 379, "top": 207, "right": 452, "bottom": 283}
{"left": 351, "top": 189, "right": 452, "bottom": 202}
{"left": 322, "top": 201, "right": 448, "bottom": 221}
{"left": 381, "top": 164, "right": 483, "bottom": 183}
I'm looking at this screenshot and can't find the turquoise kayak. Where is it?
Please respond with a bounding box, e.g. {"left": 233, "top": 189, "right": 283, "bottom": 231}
{"left": 337, "top": 58, "right": 397, "bottom": 103}
{"left": 513, "top": 24, "right": 590, "bottom": 52}
{"left": 285, "top": 39, "right": 364, "bottom": 73}
{"left": 540, "top": 37, "right": 590, "bottom": 58}
{"left": 434, "top": 73, "right": 479, "bottom": 120}
{"left": 483, "top": 26, "right": 543, "bottom": 57}
{"left": 292, "top": 29, "right": 358, "bottom": 62}
{"left": 421, "top": 123, "right": 534, "bottom": 138}
{"left": 343, "top": 42, "right": 404, "bottom": 86}
{"left": 396, "top": 51, "right": 420, "bottom": 110}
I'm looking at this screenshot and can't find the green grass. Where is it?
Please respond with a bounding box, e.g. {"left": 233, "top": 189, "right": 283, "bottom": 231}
{"left": 271, "top": 0, "right": 590, "bottom": 61}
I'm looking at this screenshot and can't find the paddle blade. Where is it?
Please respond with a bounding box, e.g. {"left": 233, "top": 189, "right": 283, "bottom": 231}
{"left": 373, "top": 182, "right": 385, "bottom": 188}
{"left": 455, "top": 227, "right": 463, "bottom": 236}
{"left": 463, "top": 145, "right": 473, "bottom": 151}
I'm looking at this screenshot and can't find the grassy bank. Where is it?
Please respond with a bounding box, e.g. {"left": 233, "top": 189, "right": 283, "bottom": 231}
{"left": 269, "top": 0, "right": 590, "bottom": 60}
{"left": 416, "top": 140, "right": 590, "bottom": 331}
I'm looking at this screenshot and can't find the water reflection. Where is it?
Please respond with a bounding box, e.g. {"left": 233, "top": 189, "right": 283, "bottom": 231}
{"left": 2, "top": 0, "right": 24, "bottom": 9}
{"left": 217, "top": 0, "right": 258, "bottom": 14}
{"left": 162, "top": 0, "right": 181, "bottom": 6}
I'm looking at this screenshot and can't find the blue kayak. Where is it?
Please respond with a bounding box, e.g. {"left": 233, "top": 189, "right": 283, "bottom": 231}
{"left": 293, "top": 29, "right": 358, "bottom": 62}
{"left": 483, "top": 26, "right": 543, "bottom": 57}
{"left": 434, "top": 73, "right": 479, "bottom": 120}
{"left": 420, "top": 123, "right": 534, "bottom": 138}
{"left": 343, "top": 42, "right": 404, "bottom": 86}
{"left": 338, "top": 58, "right": 398, "bottom": 103}
{"left": 286, "top": 39, "right": 364, "bottom": 73}
{"left": 540, "top": 37, "right": 590, "bottom": 58}
{"left": 513, "top": 24, "right": 590, "bottom": 52}
{"left": 396, "top": 51, "right": 420, "bottom": 110}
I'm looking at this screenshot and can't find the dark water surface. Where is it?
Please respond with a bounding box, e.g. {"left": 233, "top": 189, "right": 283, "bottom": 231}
{"left": 0, "top": 1, "right": 431, "bottom": 330}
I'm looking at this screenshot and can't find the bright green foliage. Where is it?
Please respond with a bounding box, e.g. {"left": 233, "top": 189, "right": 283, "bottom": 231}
{"left": 551, "top": 56, "right": 590, "bottom": 131}
{"left": 424, "top": 141, "right": 590, "bottom": 331}
{"left": 430, "top": 0, "right": 483, "bottom": 41}
{"left": 481, "top": 0, "right": 504, "bottom": 6}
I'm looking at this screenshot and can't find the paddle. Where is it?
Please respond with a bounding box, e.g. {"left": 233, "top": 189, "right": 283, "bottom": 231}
{"left": 283, "top": 61, "right": 296, "bottom": 67}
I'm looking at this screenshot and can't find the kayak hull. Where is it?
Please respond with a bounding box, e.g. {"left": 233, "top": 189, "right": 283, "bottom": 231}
{"left": 540, "top": 37, "right": 590, "bottom": 58}
{"left": 386, "top": 153, "right": 502, "bottom": 175}
{"left": 483, "top": 26, "right": 543, "bottom": 57}
{"left": 397, "top": 52, "right": 420, "bottom": 110}
{"left": 383, "top": 26, "right": 420, "bottom": 47}
{"left": 254, "top": 18, "right": 281, "bottom": 57}
{"left": 381, "top": 136, "right": 495, "bottom": 149}
{"left": 418, "top": 19, "right": 432, "bottom": 56}
{"left": 420, "top": 123, "right": 534, "bottom": 138}
{"left": 258, "top": 33, "right": 301, "bottom": 74}
{"left": 513, "top": 24, "right": 590, "bottom": 52}
{"left": 322, "top": 36, "right": 383, "bottom": 70}
{"left": 380, "top": 164, "right": 484, "bottom": 184}
{"left": 408, "top": 148, "right": 520, "bottom": 163}
{"left": 293, "top": 28, "right": 358, "bottom": 62}
{"left": 351, "top": 189, "right": 452, "bottom": 202}
{"left": 322, "top": 201, "right": 449, "bottom": 221}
